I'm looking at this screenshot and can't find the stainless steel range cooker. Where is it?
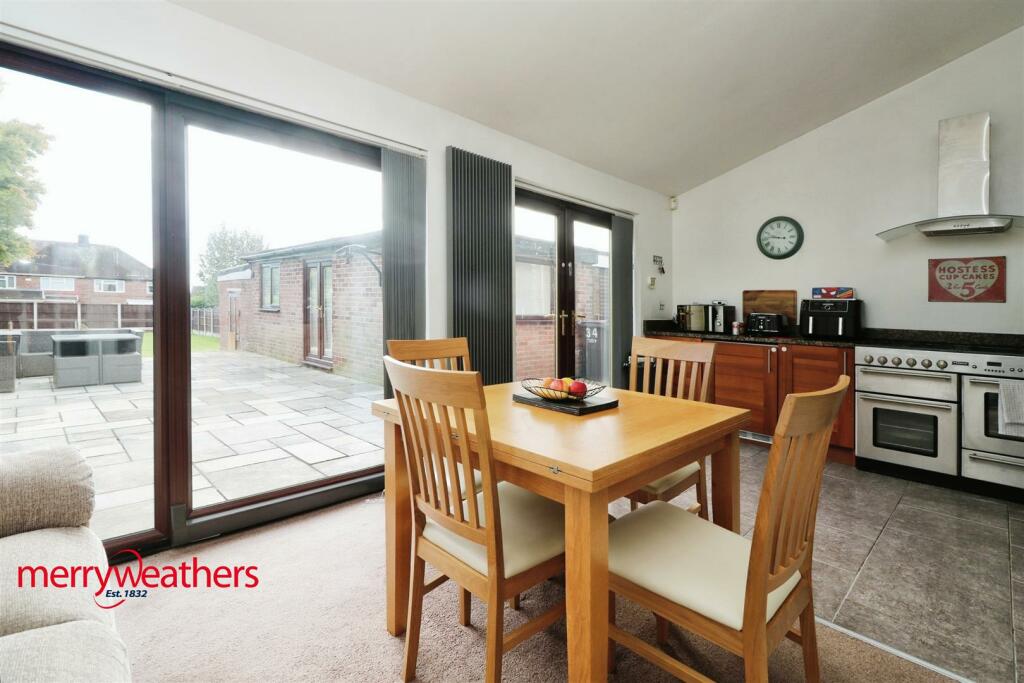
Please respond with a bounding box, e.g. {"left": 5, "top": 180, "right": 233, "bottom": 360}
{"left": 854, "top": 345, "right": 1024, "bottom": 491}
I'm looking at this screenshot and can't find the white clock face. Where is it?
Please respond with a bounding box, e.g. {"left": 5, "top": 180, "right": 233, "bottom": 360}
{"left": 758, "top": 219, "right": 802, "bottom": 258}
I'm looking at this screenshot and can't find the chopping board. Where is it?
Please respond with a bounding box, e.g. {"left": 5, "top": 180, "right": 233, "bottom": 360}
{"left": 742, "top": 290, "right": 798, "bottom": 322}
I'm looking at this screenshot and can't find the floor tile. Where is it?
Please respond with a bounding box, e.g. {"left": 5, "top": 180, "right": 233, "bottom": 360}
{"left": 842, "top": 526, "right": 1012, "bottom": 660}
{"left": 282, "top": 440, "right": 345, "bottom": 464}
{"left": 811, "top": 559, "right": 855, "bottom": 621}
{"left": 814, "top": 472, "right": 905, "bottom": 541}
{"left": 339, "top": 422, "right": 385, "bottom": 447}
{"left": 1013, "top": 545, "right": 1024, "bottom": 584}
{"left": 211, "top": 421, "right": 299, "bottom": 445}
{"left": 900, "top": 481, "right": 1008, "bottom": 529}
{"left": 192, "top": 487, "right": 226, "bottom": 508}
{"left": 811, "top": 520, "right": 876, "bottom": 572}
{"left": 835, "top": 598, "right": 1015, "bottom": 683}
{"left": 1010, "top": 517, "right": 1024, "bottom": 548}
{"left": 313, "top": 450, "right": 384, "bottom": 477}
{"left": 232, "top": 439, "right": 276, "bottom": 454}
{"left": 203, "top": 457, "right": 323, "bottom": 500}
{"left": 90, "top": 501, "right": 155, "bottom": 540}
{"left": 95, "top": 484, "right": 154, "bottom": 510}
{"left": 1014, "top": 581, "right": 1023, "bottom": 632}
{"left": 195, "top": 448, "right": 293, "bottom": 473}
{"left": 92, "top": 460, "right": 154, "bottom": 493}
{"left": 887, "top": 500, "right": 1009, "bottom": 551}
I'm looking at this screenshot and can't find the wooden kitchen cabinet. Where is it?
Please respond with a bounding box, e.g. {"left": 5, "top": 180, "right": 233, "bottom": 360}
{"left": 778, "top": 344, "right": 855, "bottom": 448}
{"left": 712, "top": 342, "right": 779, "bottom": 435}
{"left": 642, "top": 335, "right": 855, "bottom": 449}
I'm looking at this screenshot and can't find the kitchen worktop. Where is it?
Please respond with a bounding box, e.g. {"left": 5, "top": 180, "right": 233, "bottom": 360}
{"left": 643, "top": 320, "right": 1024, "bottom": 355}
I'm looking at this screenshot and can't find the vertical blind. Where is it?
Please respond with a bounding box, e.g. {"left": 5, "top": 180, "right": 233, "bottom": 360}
{"left": 382, "top": 149, "right": 427, "bottom": 398}
{"left": 447, "top": 147, "right": 514, "bottom": 385}
{"left": 611, "top": 214, "right": 634, "bottom": 389}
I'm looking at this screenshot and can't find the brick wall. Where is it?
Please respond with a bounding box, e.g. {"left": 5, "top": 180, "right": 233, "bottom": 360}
{"left": 0, "top": 274, "right": 151, "bottom": 305}
{"left": 514, "top": 317, "right": 556, "bottom": 380}
{"left": 217, "top": 252, "right": 383, "bottom": 386}
{"left": 331, "top": 253, "right": 382, "bottom": 385}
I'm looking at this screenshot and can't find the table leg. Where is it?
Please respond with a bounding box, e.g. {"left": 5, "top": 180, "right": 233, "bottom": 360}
{"left": 385, "top": 422, "right": 411, "bottom": 636}
{"left": 564, "top": 486, "right": 609, "bottom": 682}
{"left": 710, "top": 431, "right": 741, "bottom": 532}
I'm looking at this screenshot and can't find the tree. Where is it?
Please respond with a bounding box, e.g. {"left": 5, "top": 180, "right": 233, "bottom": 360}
{"left": 198, "top": 224, "right": 266, "bottom": 305}
{"left": 0, "top": 80, "right": 51, "bottom": 267}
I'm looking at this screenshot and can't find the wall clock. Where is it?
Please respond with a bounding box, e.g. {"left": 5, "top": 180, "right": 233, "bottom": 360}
{"left": 757, "top": 216, "right": 803, "bottom": 259}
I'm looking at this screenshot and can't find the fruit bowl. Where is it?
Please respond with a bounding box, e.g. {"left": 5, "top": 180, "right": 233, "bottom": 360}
{"left": 521, "top": 378, "right": 606, "bottom": 402}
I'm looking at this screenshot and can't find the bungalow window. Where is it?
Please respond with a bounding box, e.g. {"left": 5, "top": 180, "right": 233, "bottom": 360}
{"left": 0, "top": 275, "right": 15, "bottom": 289}
{"left": 515, "top": 261, "right": 554, "bottom": 316}
{"left": 40, "top": 276, "right": 75, "bottom": 292}
{"left": 94, "top": 279, "right": 126, "bottom": 293}
{"left": 146, "top": 281, "right": 154, "bottom": 294}
{"left": 261, "top": 264, "right": 280, "bottom": 309}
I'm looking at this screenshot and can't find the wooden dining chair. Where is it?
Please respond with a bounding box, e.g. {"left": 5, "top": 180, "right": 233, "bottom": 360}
{"left": 606, "top": 375, "right": 850, "bottom": 682}
{"left": 625, "top": 336, "right": 716, "bottom": 518}
{"left": 387, "top": 337, "right": 472, "bottom": 371}
{"left": 386, "top": 338, "right": 522, "bottom": 612}
{"left": 383, "top": 356, "right": 567, "bottom": 682}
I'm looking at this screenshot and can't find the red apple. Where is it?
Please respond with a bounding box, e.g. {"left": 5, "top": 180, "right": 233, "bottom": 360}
{"left": 569, "top": 380, "right": 587, "bottom": 397}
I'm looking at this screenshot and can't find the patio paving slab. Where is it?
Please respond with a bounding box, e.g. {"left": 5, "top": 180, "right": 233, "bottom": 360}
{"left": 4, "top": 350, "right": 384, "bottom": 542}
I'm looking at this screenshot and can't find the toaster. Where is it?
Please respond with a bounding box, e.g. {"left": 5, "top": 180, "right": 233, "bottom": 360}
{"left": 746, "top": 312, "right": 788, "bottom": 335}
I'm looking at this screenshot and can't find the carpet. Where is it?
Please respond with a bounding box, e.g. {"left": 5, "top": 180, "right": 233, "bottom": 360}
{"left": 116, "top": 495, "right": 949, "bottom": 682}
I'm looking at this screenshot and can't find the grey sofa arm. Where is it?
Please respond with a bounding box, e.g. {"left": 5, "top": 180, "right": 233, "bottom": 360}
{"left": 0, "top": 447, "right": 94, "bottom": 538}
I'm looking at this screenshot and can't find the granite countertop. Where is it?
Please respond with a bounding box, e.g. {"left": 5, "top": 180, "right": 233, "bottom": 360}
{"left": 643, "top": 320, "right": 1024, "bottom": 355}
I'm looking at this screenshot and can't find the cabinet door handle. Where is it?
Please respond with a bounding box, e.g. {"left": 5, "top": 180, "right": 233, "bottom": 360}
{"left": 768, "top": 346, "right": 776, "bottom": 373}
{"left": 843, "top": 351, "right": 847, "bottom": 375}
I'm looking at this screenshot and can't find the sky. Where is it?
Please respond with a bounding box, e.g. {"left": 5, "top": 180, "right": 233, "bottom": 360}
{"left": 2, "top": 65, "right": 604, "bottom": 286}
{"left": 1, "top": 67, "right": 382, "bottom": 285}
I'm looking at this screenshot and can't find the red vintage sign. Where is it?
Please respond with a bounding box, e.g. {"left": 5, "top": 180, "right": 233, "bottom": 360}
{"left": 928, "top": 256, "right": 1006, "bottom": 302}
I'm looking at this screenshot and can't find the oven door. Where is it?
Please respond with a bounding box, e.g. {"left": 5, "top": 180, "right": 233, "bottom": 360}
{"left": 856, "top": 392, "right": 958, "bottom": 475}
{"left": 962, "top": 376, "right": 1024, "bottom": 458}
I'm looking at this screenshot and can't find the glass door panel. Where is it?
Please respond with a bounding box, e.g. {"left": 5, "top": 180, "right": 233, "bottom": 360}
{"left": 322, "top": 265, "right": 333, "bottom": 358}
{"left": 572, "top": 220, "right": 611, "bottom": 384}
{"left": 185, "top": 120, "right": 383, "bottom": 512}
{"left": 306, "top": 264, "right": 320, "bottom": 359}
{"left": 0, "top": 65, "right": 156, "bottom": 543}
{"left": 513, "top": 205, "right": 558, "bottom": 380}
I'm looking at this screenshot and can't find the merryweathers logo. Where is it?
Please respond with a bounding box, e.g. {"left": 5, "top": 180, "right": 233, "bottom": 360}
{"left": 17, "top": 550, "right": 259, "bottom": 609}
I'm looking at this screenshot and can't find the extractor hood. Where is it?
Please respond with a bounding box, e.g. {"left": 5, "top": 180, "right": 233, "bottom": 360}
{"left": 877, "top": 112, "right": 1023, "bottom": 241}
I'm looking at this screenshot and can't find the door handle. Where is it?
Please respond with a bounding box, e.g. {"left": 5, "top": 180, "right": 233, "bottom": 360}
{"left": 559, "top": 310, "right": 568, "bottom": 336}
{"left": 859, "top": 367, "right": 954, "bottom": 381}
{"left": 966, "top": 451, "right": 1024, "bottom": 468}
{"left": 857, "top": 393, "right": 955, "bottom": 410}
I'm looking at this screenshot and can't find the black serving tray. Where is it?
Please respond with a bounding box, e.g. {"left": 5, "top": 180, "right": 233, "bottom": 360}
{"left": 512, "top": 390, "right": 619, "bottom": 416}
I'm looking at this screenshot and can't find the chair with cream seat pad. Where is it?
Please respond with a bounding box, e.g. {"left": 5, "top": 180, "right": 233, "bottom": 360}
{"left": 625, "top": 336, "right": 716, "bottom": 517}
{"left": 608, "top": 376, "right": 851, "bottom": 683}
{"left": 384, "top": 356, "right": 566, "bottom": 683}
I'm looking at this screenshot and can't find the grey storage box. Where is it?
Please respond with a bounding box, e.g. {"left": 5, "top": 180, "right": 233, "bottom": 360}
{"left": 0, "top": 333, "right": 18, "bottom": 393}
{"left": 53, "top": 336, "right": 101, "bottom": 388}
{"left": 52, "top": 333, "right": 142, "bottom": 387}
{"left": 99, "top": 336, "right": 142, "bottom": 384}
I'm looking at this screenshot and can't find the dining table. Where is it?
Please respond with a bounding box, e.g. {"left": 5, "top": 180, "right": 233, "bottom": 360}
{"left": 372, "top": 382, "right": 750, "bottom": 681}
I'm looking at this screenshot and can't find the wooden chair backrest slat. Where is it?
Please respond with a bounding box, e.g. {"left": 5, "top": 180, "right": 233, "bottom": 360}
{"left": 387, "top": 338, "right": 472, "bottom": 371}
{"left": 745, "top": 376, "right": 850, "bottom": 627}
{"left": 383, "top": 356, "right": 503, "bottom": 573}
{"left": 628, "top": 336, "right": 715, "bottom": 402}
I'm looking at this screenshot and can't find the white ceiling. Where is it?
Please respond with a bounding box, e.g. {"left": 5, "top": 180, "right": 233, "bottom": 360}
{"left": 172, "top": 1, "right": 1024, "bottom": 196}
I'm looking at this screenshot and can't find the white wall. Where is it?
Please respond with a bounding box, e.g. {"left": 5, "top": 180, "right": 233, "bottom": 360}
{"left": 672, "top": 29, "right": 1024, "bottom": 334}
{"left": 1, "top": 1, "right": 674, "bottom": 337}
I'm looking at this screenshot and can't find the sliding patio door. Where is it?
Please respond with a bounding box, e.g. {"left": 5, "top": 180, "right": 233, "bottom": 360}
{"left": 513, "top": 190, "right": 613, "bottom": 383}
{"left": 0, "top": 52, "right": 162, "bottom": 551}
{"left": 171, "top": 99, "right": 388, "bottom": 538}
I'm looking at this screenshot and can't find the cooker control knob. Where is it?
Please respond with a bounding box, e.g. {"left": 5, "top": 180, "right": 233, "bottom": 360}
{"left": 892, "top": 357, "right": 903, "bottom": 366}
{"left": 863, "top": 355, "right": 874, "bottom": 364}
{"left": 877, "top": 356, "right": 888, "bottom": 365}
{"left": 906, "top": 358, "right": 917, "bottom": 367}
{"left": 921, "top": 359, "right": 932, "bottom": 368}
{"left": 936, "top": 360, "right": 948, "bottom": 369}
